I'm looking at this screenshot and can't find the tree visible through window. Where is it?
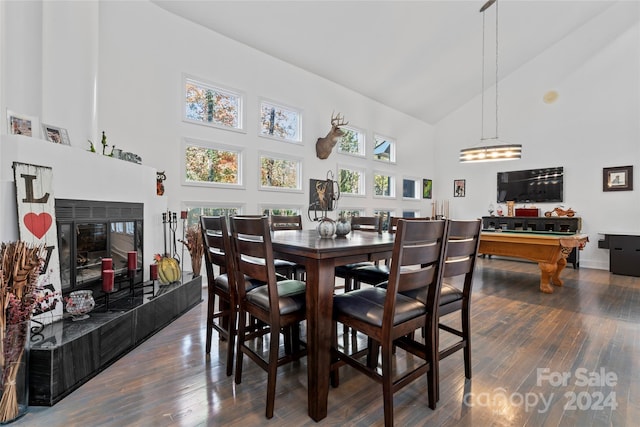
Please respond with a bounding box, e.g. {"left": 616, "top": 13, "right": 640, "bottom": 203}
{"left": 184, "top": 142, "right": 241, "bottom": 186}
{"left": 260, "top": 155, "right": 301, "bottom": 190}
{"left": 338, "top": 166, "right": 365, "bottom": 195}
{"left": 338, "top": 126, "right": 365, "bottom": 156}
{"left": 259, "top": 100, "right": 301, "bottom": 142}
{"left": 374, "top": 173, "right": 395, "bottom": 197}
{"left": 184, "top": 77, "right": 242, "bottom": 130}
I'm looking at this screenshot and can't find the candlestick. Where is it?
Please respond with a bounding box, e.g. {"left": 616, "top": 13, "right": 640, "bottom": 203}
{"left": 102, "top": 269, "right": 115, "bottom": 293}
{"left": 150, "top": 263, "right": 159, "bottom": 280}
{"left": 128, "top": 251, "right": 137, "bottom": 270}
{"left": 101, "top": 258, "right": 113, "bottom": 271}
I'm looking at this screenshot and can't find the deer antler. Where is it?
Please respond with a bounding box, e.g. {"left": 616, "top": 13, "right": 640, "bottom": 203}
{"left": 331, "top": 112, "right": 348, "bottom": 128}
{"left": 316, "top": 112, "right": 349, "bottom": 159}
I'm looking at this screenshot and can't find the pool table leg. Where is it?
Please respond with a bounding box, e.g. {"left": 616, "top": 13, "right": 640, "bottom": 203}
{"left": 551, "top": 257, "right": 567, "bottom": 286}
{"left": 538, "top": 262, "right": 557, "bottom": 293}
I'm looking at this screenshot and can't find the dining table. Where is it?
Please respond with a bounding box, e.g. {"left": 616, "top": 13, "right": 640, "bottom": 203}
{"left": 271, "top": 229, "right": 395, "bottom": 421}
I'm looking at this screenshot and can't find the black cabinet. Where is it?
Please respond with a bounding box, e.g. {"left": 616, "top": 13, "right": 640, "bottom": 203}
{"left": 481, "top": 216, "right": 582, "bottom": 268}
{"left": 599, "top": 234, "right": 640, "bottom": 277}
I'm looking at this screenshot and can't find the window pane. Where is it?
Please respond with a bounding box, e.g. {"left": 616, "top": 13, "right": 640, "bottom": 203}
{"left": 403, "top": 179, "right": 416, "bottom": 198}
{"left": 185, "top": 207, "right": 240, "bottom": 226}
{"left": 339, "top": 167, "right": 364, "bottom": 195}
{"left": 185, "top": 145, "right": 240, "bottom": 184}
{"left": 374, "top": 134, "right": 395, "bottom": 162}
{"left": 260, "top": 156, "right": 300, "bottom": 189}
{"left": 260, "top": 101, "right": 301, "bottom": 142}
{"left": 185, "top": 78, "right": 241, "bottom": 129}
{"left": 374, "top": 173, "right": 393, "bottom": 197}
{"left": 338, "top": 126, "right": 365, "bottom": 156}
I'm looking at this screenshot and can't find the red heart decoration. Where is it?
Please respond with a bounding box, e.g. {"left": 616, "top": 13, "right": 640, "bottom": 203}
{"left": 23, "top": 212, "right": 53, "bottom": 239}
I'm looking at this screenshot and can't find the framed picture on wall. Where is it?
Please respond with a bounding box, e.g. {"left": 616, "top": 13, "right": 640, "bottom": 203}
{"left": 422, "top": 179, "right": 432, "bottom": 199}
{"left": 603, "top": 166, "right": 633, "bottom": 192}
{"left": 41, "top": 123, "right": 71, "bottom": 145}
{"left": 7, "top": 110, "right": 39, "bottom": 138}
{"left": 454, "top": 179, "right": 466, "bottom": 197}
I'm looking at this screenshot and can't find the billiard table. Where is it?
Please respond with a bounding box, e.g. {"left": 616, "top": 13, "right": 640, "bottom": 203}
{"left": 479, "top": 230, "right": 589, "bottom": 293}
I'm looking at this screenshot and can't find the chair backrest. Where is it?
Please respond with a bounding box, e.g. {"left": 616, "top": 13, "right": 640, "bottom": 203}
{"left": 388, "top": 216, "right": 432, "bottom": 233}
{"left": 351, "top": 216, "right": 382, "bottom": 233}
{"left": 200, "top": 216, "right": 234, "bottom": 286}
{"left": 383, "top": 219, "right": 448, "bottom": 331}
{"left": 230, "top": 216, "right": 280, "bottom": 320}
{"left": 442, "top": 219, "right": 482, "bottom": 299}
{"left": 270, "top": 214, "right": 303, "bottom": 231}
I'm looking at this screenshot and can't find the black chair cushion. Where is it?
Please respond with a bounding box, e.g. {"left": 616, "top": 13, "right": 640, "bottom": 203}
{"left": 274, "top": 259, "right": 297, "bottom": 269}
{"left": 214, "top": 273, "right": 265, "bottom": 294}
{"left": 376, "top": 281, "right": 463, "bottom": 306}
{"left": 335, "top": 262, "right": 374, "bottom": 277}
{"left": 351, "top": 264, "right": 390, "bottom": 285}
{"left": 333, "top": 287, "right": 427, "bottom": 327}
{"left": 246, "top": 279, "right": 306, "bottom": 315}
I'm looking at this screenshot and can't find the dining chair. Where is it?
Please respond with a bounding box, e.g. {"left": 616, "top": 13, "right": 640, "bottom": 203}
{"left": 349, "top": 217, "right": 432, "bottom": 289}
{"left": 334, "top": 215, "right": 382, "bottom": 292}
{"left": 331, "top": 219, "right": 448, "bottom": 426}
{"left": 270, "top": 214, "right": 305, "bottom": 280}
{"left": 230, "top": 215, "right": 307, "bottom": 419}
{"left": 200, "top": 216, "right": 266, "bottom": 376}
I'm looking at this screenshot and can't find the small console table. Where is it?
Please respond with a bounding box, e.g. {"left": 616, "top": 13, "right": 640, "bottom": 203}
{"left": 598, "top": 232, "right": 640, "bottom": 277}
{"left": 481, "top": 216, "right": 582, "bottom": 268}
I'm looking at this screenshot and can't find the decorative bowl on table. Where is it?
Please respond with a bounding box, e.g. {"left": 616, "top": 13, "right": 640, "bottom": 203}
{"left": 66, "top": 290, "right": 95, "bottom": 321}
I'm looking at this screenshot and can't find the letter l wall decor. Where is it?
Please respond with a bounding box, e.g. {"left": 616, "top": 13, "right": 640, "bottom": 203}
{"left": 13, "top": 162, "right": 63, "bottom": 325}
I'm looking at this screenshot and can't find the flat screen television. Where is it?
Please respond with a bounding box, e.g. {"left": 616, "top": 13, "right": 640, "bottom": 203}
{"left": 497, "top": 167, "right": 563, "bottom": 203}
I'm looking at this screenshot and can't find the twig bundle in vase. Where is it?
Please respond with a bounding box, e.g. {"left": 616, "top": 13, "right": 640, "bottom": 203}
{"left": 179, "top": 224, "right": 203, "bottom": 277}
{"left": 0, "top": 241, "right": 43, "bottom": 423}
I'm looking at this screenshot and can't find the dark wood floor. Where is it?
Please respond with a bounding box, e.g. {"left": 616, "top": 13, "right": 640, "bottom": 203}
{"left": 15, "top": 258, "right": 640, "bottom": 427}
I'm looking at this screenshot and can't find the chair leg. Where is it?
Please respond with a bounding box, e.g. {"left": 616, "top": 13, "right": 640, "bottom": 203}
{"left": 462, "top": 306, "right": 472, "bottom": 379}
{"left": 234, "top": 310, "right": 246, "bottom": 385}
{"left": 225, "top": 308, "right": 236, "bottom": 377}
{"left": 265, "top": 326, "right": 280, "bottom": 419}
{"left": 205, "top": 291, "right": 215, "bottom": 354}
{"left": 381, "top": 344, "right": 394, "bottom": 427}
{"left": 330, "top": 321, "right": 340, "bottom": 388}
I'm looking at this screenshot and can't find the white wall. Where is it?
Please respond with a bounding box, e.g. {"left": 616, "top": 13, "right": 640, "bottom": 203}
{"left": 434, "top": 1, "right": 640, "bottom": 269}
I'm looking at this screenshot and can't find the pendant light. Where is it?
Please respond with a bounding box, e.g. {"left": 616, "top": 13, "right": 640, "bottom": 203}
{"left": 460, "top": 0, "right": 521, "bottom": 163}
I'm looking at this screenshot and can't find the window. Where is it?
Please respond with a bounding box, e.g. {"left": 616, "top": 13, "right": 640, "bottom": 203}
{"left": 183, "top": 138, "right": 243, "bottom": 188}
{"left": 338, "top": 125, "right": 366, "bottom": 157}
{"left": 400, "top": 210, "right": 421, "bottom": 218}
{"left": 184, "top": 75, "right": 243, "bottom": 131}
{"left": 259, "top": 99, "right": 302, "bottom": 143}
{"left": 402, "top": 177, "right": 421, "bottom": 200}
{"left": 373, "top": 171, "right": 396, "bottom": 198}
{"left": 183, "top": 204, "right": 242, "bottom": 227}
{"left": 261, "top": 206, "right": 302, "bottom": 217}
{"left": 338, "top": 208, "right": 366, "bottom": 219}
{"left": 259, "top": 152, "right": 303, "bottom": 191}
{"left": 337, "top": 164, "right": 366, "bottom": 196}
{"left": 373, "top": 134, "right": 396, "bottom": 163}
{"left": 374, "top": 210, "right": 392, "bottom": 231}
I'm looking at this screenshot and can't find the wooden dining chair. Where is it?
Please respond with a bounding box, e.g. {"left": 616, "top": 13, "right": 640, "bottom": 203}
{"left": 334, "top": 215, "right": 382, "bottom": 292}
{"left": 230, "top": 215, "right": 307, "bottom": 419}
{"left": 331, "top": 219, "right": 448, "bottom": 426}
{"left": 269, "top": 214, "right": 305, "bottom": 280}
{"left": 200, "top": 216, "right": 266, "bottom": 376}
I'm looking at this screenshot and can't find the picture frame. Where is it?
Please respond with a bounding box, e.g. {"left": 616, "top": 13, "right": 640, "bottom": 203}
{"left": 422, "top": 179, "right": 432, "bottom": 199}
{"left": 7, "top": 110, "right": 39, "bottom": 138}
{"left": 309, "top": 178, "right": 336, "bottom": 212}
{"left": 454, "top": 179, "right": 466, "bottom": 197}
{"left": 41, "top": 123, "right": 71, "bottom": 145}
{"left": 603, "top": 166, "right": 633, "bottom": 192}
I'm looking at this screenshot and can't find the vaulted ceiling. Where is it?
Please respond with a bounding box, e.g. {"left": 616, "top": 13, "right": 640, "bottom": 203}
{"left": 153, "top": 1, "right": 620, "bottom": 125}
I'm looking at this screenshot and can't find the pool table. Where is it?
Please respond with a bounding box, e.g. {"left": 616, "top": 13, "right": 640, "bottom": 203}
{"left": 479, "top": 230, "right": 589, "bottom": 293}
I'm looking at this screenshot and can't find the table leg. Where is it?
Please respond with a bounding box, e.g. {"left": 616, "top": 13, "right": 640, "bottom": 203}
{"left": 305, "top": 258, "right": 335, "bottom": 421}
{"left": 551, "top": 257, "right": 568, "bottom": 286}
{"left": 537, "top": 262, "right": 556, "bottom": 293}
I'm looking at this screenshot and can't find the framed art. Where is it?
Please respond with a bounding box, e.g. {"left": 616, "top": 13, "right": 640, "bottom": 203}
{"left": 7, "top": 110, "right": 39, "bottom": 138}
{"left": 603, "top": 166, "right": 633, "bottom": 192}
{"left": 422, "top": 179, "right": 432, "bottom": 199}
{"left": 454, "top": 179, "right": 466, "bottom": 197}
{"left": 41, "top": 123, "right": 71, "bottom": 145}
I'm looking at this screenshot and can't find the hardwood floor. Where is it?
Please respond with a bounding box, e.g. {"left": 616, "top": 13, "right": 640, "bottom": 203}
{"left": 15, "top": 258, "right": 640, "bottom": 426}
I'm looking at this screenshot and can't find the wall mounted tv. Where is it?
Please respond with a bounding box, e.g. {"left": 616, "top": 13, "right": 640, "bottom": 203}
{"left": 497, "top": 167, "right": 563, "bottom": 203}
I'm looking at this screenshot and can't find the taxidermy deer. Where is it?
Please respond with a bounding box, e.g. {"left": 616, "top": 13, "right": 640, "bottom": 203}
{"left": 315, "top": 113, "right": 349, "bottom": 159}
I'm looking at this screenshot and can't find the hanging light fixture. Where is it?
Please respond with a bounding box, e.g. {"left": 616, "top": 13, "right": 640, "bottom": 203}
{"left": 460, "top": 0, "right": 521, "bottom": 163}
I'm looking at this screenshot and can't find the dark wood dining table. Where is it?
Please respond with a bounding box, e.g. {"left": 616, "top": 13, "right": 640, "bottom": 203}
{"left": 271, "top": 229, "right": 395, "bottom": 421}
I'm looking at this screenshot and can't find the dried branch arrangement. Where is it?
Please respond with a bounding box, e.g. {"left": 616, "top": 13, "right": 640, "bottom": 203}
{"left": 0, "top": 241, "right": 43, "bottom": 422}
{"left": 179, "top": 224, "right": 203, "bottom": 277}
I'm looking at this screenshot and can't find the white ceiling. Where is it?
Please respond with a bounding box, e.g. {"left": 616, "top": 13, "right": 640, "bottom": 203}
{"left": 152, "top": 0, "right": 618, "bottom": 125}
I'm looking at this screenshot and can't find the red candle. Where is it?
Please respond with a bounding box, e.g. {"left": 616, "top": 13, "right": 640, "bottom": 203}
{"left": 150, "top": 263, "right": 159, "bottom": 280}
{"left": 102, "top": 269, "right": 115, "bottom": 293}
{"left": 180, "top": 210, "right": 188, "bottom": 219}
{"left": 101, "top": 258, "right": 113, "bottom": 271}
{"left": 128, "top": 251, "right": 137, "bottom": 270}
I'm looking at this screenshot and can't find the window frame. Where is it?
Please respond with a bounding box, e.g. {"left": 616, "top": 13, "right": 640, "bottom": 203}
{"left": 402, "top": 176, "right": 422, "bottom": 201}
{"left": 258, "top": 98, "right": 303, "bottom": 144}
{"left": 182, "top": 137, "right": 244, "bottom": 189}
{"left": 258, "top": 151, "right": 304, "bottom": 193}
{"left": 182, "top": 74, "right": 245, "bottom": 133}
{"left": 373, "top": 133, "right": 396, "bottom": 164}
{"left": 337, "top": 163, "right": 367, "bottom": 198}
{"left": 181, "top": 202, "right": 245, "bottom": 227}
{"left": 373, "top": 170, "right": 396, "bottom": 199}
{"left": 337, "top": 124, "right": 366, "bottom": 158}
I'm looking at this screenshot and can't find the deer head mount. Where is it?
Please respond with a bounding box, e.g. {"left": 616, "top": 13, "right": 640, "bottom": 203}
{"left": 315, "top": 113, "right": 349, "bottom": 159}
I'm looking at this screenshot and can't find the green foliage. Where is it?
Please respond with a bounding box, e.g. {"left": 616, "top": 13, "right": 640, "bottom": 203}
{"left": 185, "top": 146, "right": 238, "bottom": 184}
{"left": 339, "top": 169, "right": 361, "bottom": 194}
{"left": 260, "top": 157, "right": 298, "bottom": 188}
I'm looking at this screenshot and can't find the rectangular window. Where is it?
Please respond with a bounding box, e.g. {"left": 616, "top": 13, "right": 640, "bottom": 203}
{"left": 402, "top": 177, "right": 421, "bottom": 200}
{"left": 259, "top": 152, "right": 303, "bottom": 191}
{"left": 338, "top": 164, "right": 366, "bottom": 196}
{"left": 184, "top": 75, "right": 243, "bottom": 131}
{"left": 261, "top": 207, "right": 302, "bottom": 217}
{"left": 374, "top": 171, "right": 396, "bottom": 198}
{"left": 374, "top": 210, "right": 392, "bottom": 231}
{"left": 183, "top": 138, "right": 243, "bottom": 188}
{"left": 338, "top": 208, "right": 366, "bottom": 219}
{"left": 259, "top": 99, "right": 302, "bottom": 143}
{"left": 373, "top": 134, "right": 396, "bottom": 163}
{"left": 183, "top": 204, "right": 242, "bottom": 227}
{"left": 338, "top": 125, "right": 366, "bottom": 157}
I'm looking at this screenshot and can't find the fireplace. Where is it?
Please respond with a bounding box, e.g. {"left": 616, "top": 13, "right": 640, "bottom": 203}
{"left": 55, "top": 199, "right": 143, "bottom": 296}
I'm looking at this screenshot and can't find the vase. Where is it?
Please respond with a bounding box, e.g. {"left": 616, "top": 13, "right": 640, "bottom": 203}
{"left": 66, "top": 290, "right": 95, "bottom": 321}
{"left": 0, "top": 321, "right": 29, "bottom": 424}
{"left": 335, "top": 217, "right": 351, "bottom": 237}
{"left": 317, "top": 217, "right": 336, "bottom": 238}
{"left": 191, "top": 254, "right": 202, "bottom": 277}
